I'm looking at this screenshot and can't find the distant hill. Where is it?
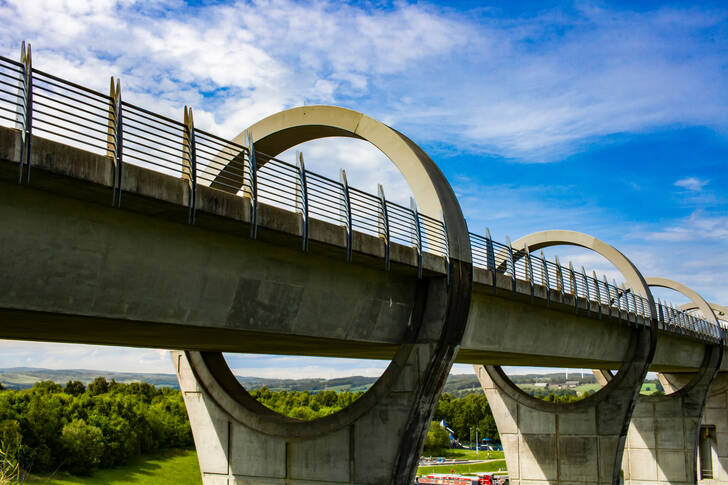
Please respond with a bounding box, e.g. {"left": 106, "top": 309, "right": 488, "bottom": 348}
{"left": 0, "top": 367, "right": 596, "bottom": 394}
{"left": 0, "top": 367, "right": 180, "bottom": 390}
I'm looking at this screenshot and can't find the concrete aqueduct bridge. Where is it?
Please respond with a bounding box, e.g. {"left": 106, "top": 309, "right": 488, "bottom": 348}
{"left": 0, "top": 49, "right": 726, "bottom": 484}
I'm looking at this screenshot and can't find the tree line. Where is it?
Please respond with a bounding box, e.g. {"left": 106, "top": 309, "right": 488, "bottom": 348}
{"left": 0, "top": 378, "right": 192, "bottom": 477}
{"left": 0, "top": 378, "right": 615, "bottom": 478}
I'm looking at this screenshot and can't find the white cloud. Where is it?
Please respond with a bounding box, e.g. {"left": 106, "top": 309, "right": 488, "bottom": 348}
{"left": 1, "top": 1, "right": 725, "bottom": 160}
{"left": 674, "top": 177, "right": 710, "bottom": 192}
{"left": 637, "top": 212, "right": 728, "bottom": 242}
{"left": 0, "top": 340, "right": 174, "bottom": 373}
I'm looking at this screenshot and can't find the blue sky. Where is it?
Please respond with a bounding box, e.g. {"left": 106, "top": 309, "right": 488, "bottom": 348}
{"left": 0, "top": 0, "right": 726, "bottom": 377}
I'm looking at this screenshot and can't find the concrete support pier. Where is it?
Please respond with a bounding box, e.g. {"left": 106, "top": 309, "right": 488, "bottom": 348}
{"left": 173, "top": 336, "right": 449, "bottom": 484}
{"left": 474, "top": 323, "right": 653, "bottom": 485}
{"left": 699, "top": 373, "right": 728, "bottom": 484}
{"left": 619, "top": 345, "right": 722, "bottom": 484}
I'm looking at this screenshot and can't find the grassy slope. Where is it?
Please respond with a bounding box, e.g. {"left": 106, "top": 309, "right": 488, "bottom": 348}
{"left": 26, "top": 449, "right": 507, "bottom": 483}
{"left": 26, "top": 449, "right": 201, "bottom": 485}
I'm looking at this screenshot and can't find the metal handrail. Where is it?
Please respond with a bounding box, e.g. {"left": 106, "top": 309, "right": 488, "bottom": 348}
{"left": 0, "top": 49, "right": 721, "bottom": 344}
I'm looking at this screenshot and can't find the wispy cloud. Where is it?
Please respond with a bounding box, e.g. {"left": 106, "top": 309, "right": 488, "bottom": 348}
{"left": 675, "top": 177, "right": 710, "bottom": 191}
{"left": 2, "top": 1, "right": 727, "bottom": 160}
{"left": 637, "top": 212, "right": 728, "bottom": 242}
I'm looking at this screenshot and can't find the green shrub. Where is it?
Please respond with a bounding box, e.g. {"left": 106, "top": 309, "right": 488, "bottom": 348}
{"left": 59, "top": 419, "right": 105, "bottom": 475}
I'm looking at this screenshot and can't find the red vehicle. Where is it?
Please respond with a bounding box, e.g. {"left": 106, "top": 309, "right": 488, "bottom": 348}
{"left": 418, "top": 473, "right": 500, "bottom": 485}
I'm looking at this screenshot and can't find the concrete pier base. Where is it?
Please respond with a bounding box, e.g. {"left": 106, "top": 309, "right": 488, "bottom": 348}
{"left": 700, "top": 373, "right": 728, "bottom": 484}
{"left": 173, "top": 324, "right": 459, "bottom": 484}
{"left": 475, "top": 358, "right": 649, "bottom": 485}
{"left": 474, "top": 317, "right": 654, "bottom": 485}
{"left": 620, "top": 345, "right": 722, "bottom": 485}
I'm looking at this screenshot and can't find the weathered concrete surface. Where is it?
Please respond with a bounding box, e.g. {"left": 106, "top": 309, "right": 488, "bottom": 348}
{"left": 0, "top": 126, "right": 719, "bottom": 371}
{"left": 620, "top": 345, "right": 721, "bottom": 485}
{"left": 475, "top": 318, "right": 653, "bottom": 485}
{"left": 699, "top": 373, "right": 728, "bottom": 484}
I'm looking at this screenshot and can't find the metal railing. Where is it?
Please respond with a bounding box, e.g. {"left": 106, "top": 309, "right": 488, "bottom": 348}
{"left": 0, "top": 45, "right": 722, "bottom": 344}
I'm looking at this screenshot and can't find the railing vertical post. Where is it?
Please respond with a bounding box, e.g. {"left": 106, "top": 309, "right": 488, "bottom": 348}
{"left": 657, "top": 299, "right": 665, "bottom": 330}
{"left": 340, "top": 169, "right": 352, "bottom": 262}
{"left": 593, "top": 271, "right": 602, "bottom": 319}
{"left": 17, "top": 41, "right": 32, "bottom": 185}
{"left": 410, "top": 197, "right": 423, "bottom": 278}
{"left": 485, "top": 228, "right": 496, "bottom": 293}
{"left": 581, "top": 266, "right": 591, "bottom": 316}
{"left": 377, "top": 184, "right": 390, "bottom": 271}
{"left": 525, "top": 245, "right": 534, "bottom": 303}
{"left": 637, "top": 291, "right": 646, "bottom": 326}
{"left": 440, "top": 211, "right": 450, "bottom": 285}
{"left": 182, "top": 107, "right": 197, "bottom": 224}
{"left": 628, "top": 287, "right": 638, "bottom": 326}
{"left": 556, "top": 256, "right": 565, "bottom": 303}
{"left": 569, "top": 262, "right": 578, "bottom": 312}
{"left": 296, "top": 152, "right": 309, "bottom": 252}
{"left": 107, "top": 77, "right": 123, "bottom": 207}
{"left": 613, "top": 280, "right": 622, "bottom": 322}
{"left": 541, "top": 250, "right": 550, "bottom": 307}
{"left": 244, "top": 131, "right": 258, "bottom": 239}
{"left": 505, "top": 236, "right": 516, "bottom": 295}
{"left": 604, "top": 275, "right": 612, "bottom": 320}
{"left": 621, "top": 284, "right": 635, "bottom": 326}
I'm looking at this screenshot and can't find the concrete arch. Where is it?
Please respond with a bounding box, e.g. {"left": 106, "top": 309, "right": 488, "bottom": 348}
{"left": 183, "top": 105, "right": 473, "bottom": 483}
{"left": 678, "top": 302, "right": 728, "bottom": 324}
{"left": 211, "top": 105, "right": 470, "bottom": 262}
{"left": 474, "top": 230, "right": 656, "bottom": 484}
{"left": 647, "top": 276, "right": 719, "bottom": 328}
{"left": 510, "top": 229, "right": 655, "bottom": 312}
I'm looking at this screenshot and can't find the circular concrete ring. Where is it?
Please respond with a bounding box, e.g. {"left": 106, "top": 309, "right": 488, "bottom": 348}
{"left": 645, "top": 277, "right": 722, "bottom": 394}
{"left": 678, "top": 302, "right": 728, "bottom": 324}
{"left": 647, "top": 277, "right": 720, "bottom": 327}
{"left": 190, "top": 106, "right": 473, "bottom": 439}
{"left": 479, "top": 230, "right": 657, "bottom": 410}
{"left": 212, "top": 105, "right": 470, "bottom": 262}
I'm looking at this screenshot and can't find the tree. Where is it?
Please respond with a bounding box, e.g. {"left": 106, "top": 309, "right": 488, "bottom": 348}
{"left": 423, "top": 421, "right": 450, "bottom": 451}
{"left": 0, "top": 382, "right": 4, "bottom": 391}
{"left": 87, "top": 377, "right": 109, "bottom": 396}
{"left": 59, "top": 419, "right": 104, "bottom": 475}
{"left": 65, "top": 380, "right": 85, "bottom": 396}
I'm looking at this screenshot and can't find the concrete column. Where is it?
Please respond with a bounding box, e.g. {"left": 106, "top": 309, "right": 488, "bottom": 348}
{"left": 173, "top": 268, "right": 472, "bottom": 485}
{"left": 621, "top": 345, "right": 722, "bottom": 485}
{"left": 700, "top": 373, "right": 728, "bottom": 485}
{"left": 174, "top": 342, "right": 441, "bottom": 484}
{"left": 474, "top": 325, "right": 654, "bottom": 485}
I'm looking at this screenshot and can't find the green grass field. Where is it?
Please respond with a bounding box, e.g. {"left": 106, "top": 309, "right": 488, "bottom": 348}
{"left": 417, "top": 460, "right": 507, "bottom": 475}
{"left": 25, "top": 448, "right": 506, "bottom": 483}
{"left": 422, "top": 449, "right": 504, "bottom": 460}
{"left": 26, "top": 449, "right": 201, "bottom": 485}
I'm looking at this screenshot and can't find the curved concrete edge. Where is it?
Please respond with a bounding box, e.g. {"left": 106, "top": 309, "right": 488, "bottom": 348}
{"left": 678, "top": 301, "right": 728, "bottom": 325}
{"left": 213, "top": 105, "right": 471, "bottom": 262}
{"left": 622, "top": 344, "right": 723, "bottom": 485}
{"left": 647, "top": 276, "right": 720, "bottom": 328}
{"left": 510, "top": 230, "right": 655, "bottom": 312}
{"left": 474, "top": 229, "right": 657, "bottom": 484}
{"left": 184, "top": 346, "right": 416, "bottom": 439}
{"left": 189, "top": 105, "right": 474, "bottom": 484}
